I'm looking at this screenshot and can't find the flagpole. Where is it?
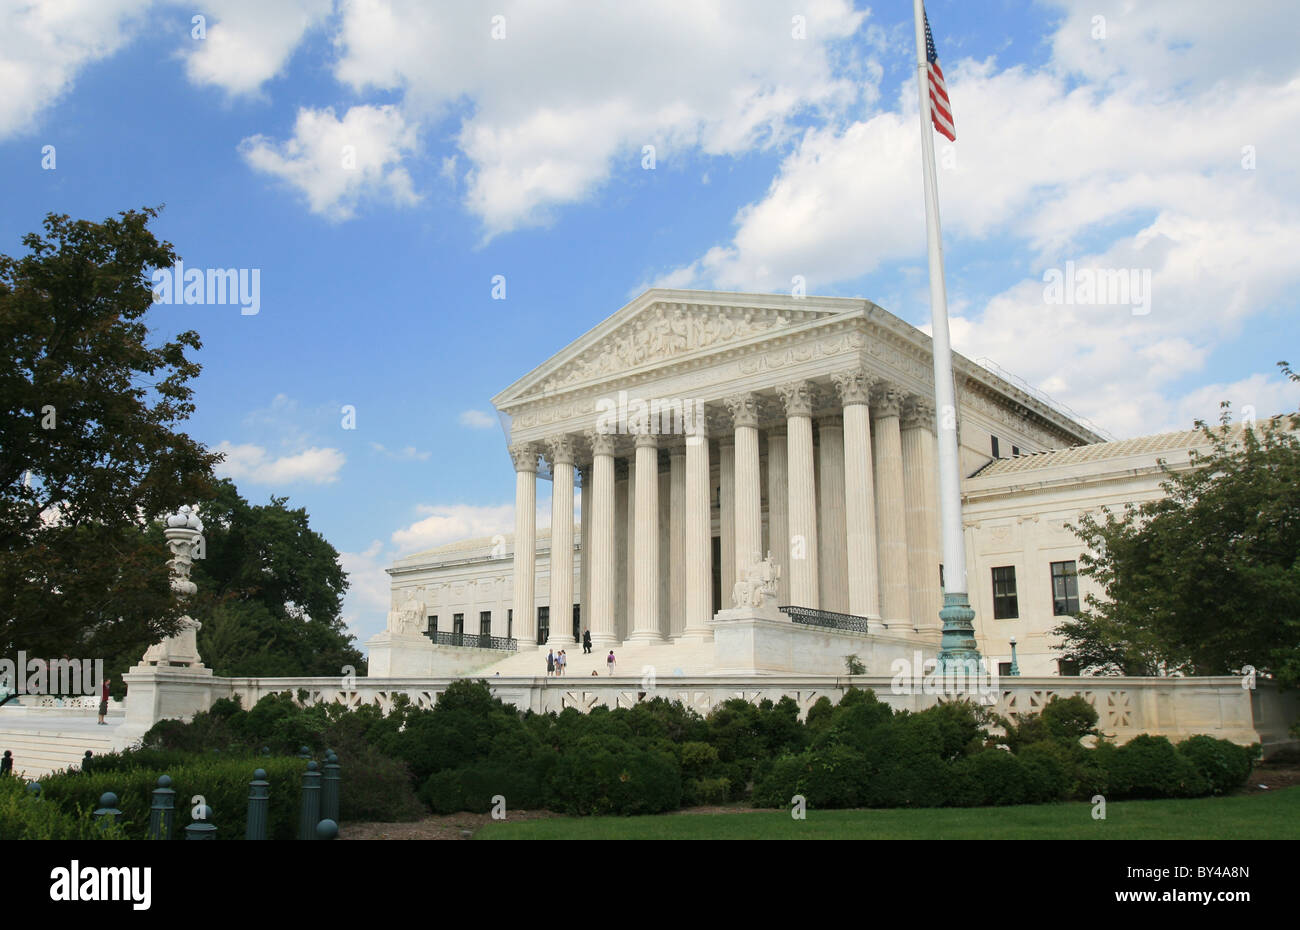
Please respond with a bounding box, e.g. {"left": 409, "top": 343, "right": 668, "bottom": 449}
{"left": 912, "top": 0, "right": 981, "bottom": 671}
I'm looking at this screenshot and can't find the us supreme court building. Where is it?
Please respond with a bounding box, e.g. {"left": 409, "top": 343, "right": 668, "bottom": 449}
{"left": 366, "top": 287, "right": 1231, "bottom": 682}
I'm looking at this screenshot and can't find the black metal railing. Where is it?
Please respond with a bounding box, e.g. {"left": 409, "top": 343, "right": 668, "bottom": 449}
{"left": 779, "top": 606, "right": 871, "bottom": 634}
{"left": 424, "top": 630, "right": 519, "bottom": 652}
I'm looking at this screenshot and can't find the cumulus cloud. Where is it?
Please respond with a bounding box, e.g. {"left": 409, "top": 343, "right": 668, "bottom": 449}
{"left": 215, "top": 441, "right": 345, "bottom": 485}
{"left": 660, "top": 0, "right": 1300, "bottom": 437}
{"left": 240, "top": 104, "right": 420, "bottom": 220}
{"left": 180, "top": 0, "right": 332, "bottom": 96}
{"left": 0, "top": 0, "right": 152, "bottom": 139}
{"left": 338, "top": 539, "right": 392, "bottom": 647}
{"left": 390, "top": 502, "right": 517, "bottom": 553}
{"left": 458, "top": 409, "right": 496, "bottom": 430}
{"left": 334, "top": 0, "right": 872, "bottom": 235}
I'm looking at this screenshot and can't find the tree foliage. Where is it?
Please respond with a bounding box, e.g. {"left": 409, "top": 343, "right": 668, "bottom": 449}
{"left": 1055, "top": 364, "right": 1300, "bottom": 684}
{"left": 0, "top": 208, "right": 219, "bottom": 659}
{"left": 187, "top": 478, "right": 361, "bottom": 677}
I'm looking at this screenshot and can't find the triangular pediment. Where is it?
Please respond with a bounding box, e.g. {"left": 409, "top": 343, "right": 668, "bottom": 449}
{"left": 493, "top": 289, "right": 858, "bottom": 407}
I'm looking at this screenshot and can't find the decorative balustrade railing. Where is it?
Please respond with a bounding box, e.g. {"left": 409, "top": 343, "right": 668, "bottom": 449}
{"left": 424, "top": 630, "right": 519, "bottom": 652}
{"left": 779, "top": 606, "right": 871, "bottom": 634}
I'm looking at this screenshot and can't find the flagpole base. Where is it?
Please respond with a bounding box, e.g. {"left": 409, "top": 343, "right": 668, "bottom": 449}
{"left": 936, "top": 592, "right": 981, "bottom": 673}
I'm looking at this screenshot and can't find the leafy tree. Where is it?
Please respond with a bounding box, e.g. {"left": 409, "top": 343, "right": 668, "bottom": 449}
{"left": 1055, "top": 364, "right": 1300, "bottom": 684}
{"left": 187, "top": 478, "right": 362, "bottom": 678}
{"left": 0, "top": 208, "right": 219, "bottom": 661}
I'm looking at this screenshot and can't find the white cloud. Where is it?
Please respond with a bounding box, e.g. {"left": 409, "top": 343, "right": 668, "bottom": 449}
{"left": 391, "top": 502, "right": 517, "bottom": 553}
{"left": 660, "top": 1, "right": 1300, "bottom": 438}
{"left": 334, "top": 0, "right": 872, "bottom": 235}
{"left": 0, "top": 0, "right": 152, "bottom": 139}
{"left": 458, "top": 409, "right": 496, "bottom": 430}
{"left": 215, "top": 441, "right": 345, "bottom": 485}
{"left": 339, "top": 539, "right": 392, "bottom": 647}
{"left": 180, "top": 0, "right": 332, "bottom": 96}
{"left": 369, "top": 442, "right": 431, "bottom": 461}
{"left": 240, "top": 104, "right": 420, "bottom": 220}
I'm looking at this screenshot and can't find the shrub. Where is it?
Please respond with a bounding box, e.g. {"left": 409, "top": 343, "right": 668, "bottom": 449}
{"left": 751, "top": 754, "right": 807, "bottom": 809}
{"left": 1017, "top": 742, "right": 1071, "bottom": 803}
{"left": 1176, "top": 736, "right": 1256, "bottom": 795}
{"left": 1103, "top": 735, "right": 1209, "bottom": 799}
{"left": 419, "top": 770, "right": 463, "bottom": 814}
{"left": 547, "top": 738, "right": 681, "bottom": 815}
{"left": 955, "top": 749, "right": 1030, "bottom": 806}
{"left": 39, "top": 756, "right": 308, "bottom": 839}
{"left": 799, "top": 744, "right": 871, "bottom": 809}
{"left": 683, "top": 777, "right": 731, "bottom": 806}
{"left": 1040, "top": 695, "right": 1099, "bottom": 743}
{"left": 0, "top": 777, "right": 124, "bottom": 840}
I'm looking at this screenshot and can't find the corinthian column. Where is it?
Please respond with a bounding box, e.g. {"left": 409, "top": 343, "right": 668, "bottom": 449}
{"left": 778, "top": 381, "right": 819, "bottom": 609}
{"left": 509, "top": 443, "right": 539, "bottom": 646}
{"left": 902, "top": 398, "right": 942, "bottom": 633}
{"left": 833, "top": 370, "right": 881, "bottom": 622}
{"left": 585, "top": 431, "right": 618, "bottom": 646}
{"left": 669, "top": 447, "right": 686, "bottom": 637}
{"left": 726, "top": 393, "right": 763, "bottom": 578}
{"left": 682, "top": 417, "right": 713, "bottom": 639}
{"left": 718, "top": 438, "right": 736, "bottom": 600}
{"left": 817, "top": 414, "right": 848, "bottom": 613}
{"left": 628, "top": 432, "right": 663, "bottom": 642}
{"left": 546, "top": 435, "right": 576, "bottom": 646}
{"left": 766, "top": 427, "right": 790, "bottom": 605}
{"left": 872, "top": 385, "right": 911, "bottom": 626}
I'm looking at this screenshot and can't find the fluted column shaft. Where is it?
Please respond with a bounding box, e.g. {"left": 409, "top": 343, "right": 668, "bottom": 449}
{"left": 872, "top": 387, "right": 911, "bottom": 625}
{"left": 683, "top": 421, "right": 713, "bottom": 638}
{"left": 766, "top": 429, "right": 790, "bottom": 605}
{"left": 834, "top": 371, "right": 881, "bottom": 622}
{"left": 509, "top": 444, "right": 538, "bottom": 646}
{"left": 586, "top": 434, "right": 618, "bottom": 646}
{"left": 817, "top": 416, "right": 848, "bottom": 613}
{"left": 628, "top": 433, "right": 663, "bottom": 642}
{"left": 625, "top": 457, "right": 636, "bottom": 630}
{"left": 902, "top": 401, "right": 943, "bottom": 633}
{"left": 719, "top": 439, "right": 736, "bottom": 601}
{"left": 779, "top": 381, "right": 819, "bottom": 609}
{"left": 669, "top": 448, "right": 686, "bottom": 637}
{"left": 547, "top": 436, "right": 576, "bottom": 646}
{"left": 727, "top": 394, "right": 763, "bottom": 577}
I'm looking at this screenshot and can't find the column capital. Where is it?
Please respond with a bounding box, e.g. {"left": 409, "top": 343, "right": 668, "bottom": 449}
{"left": 901, "top": 397, "right": 936, "bottom": 432}
{"left": 634, "top": 431, "right": 659, "bottom": 449}
{"left": 547, "top": 434, "right": 577, "bottom": 466}
{"left": 586, "top": 429, "right": 617, "bottom": 457}
{"left": 870, "top": 383, "right": 903, "bottom": 418}
{"left": 777, "top": 380, "right": 816, "bottom": 418}
{"left": 508, "top": 443, "right": 539, "bottom": 473}
{"left": 724, "top": 392, "right": 762, "bottom": 429}
{"left": 832, "top": 369, "right": 874, "bottom": 407}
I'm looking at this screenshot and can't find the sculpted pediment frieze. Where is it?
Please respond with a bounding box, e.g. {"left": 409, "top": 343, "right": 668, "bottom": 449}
{"left": 521, "top": 302, "right": 837, "bottom": 398}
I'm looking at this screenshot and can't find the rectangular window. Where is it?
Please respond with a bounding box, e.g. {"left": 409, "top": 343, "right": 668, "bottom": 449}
{"left": 998, "top": 662, "right": 1013, "bottom": 677}
{"left": 1051, "top": 560, "right": 1080, "bottom": 615}
{"left": 991, "top": 435, "right": 1000, "bottom": 459}
{"left": 452, "top": 613, "right": 464, "bottom": 647}
{"left": 480, "top": 610, "right": 492, "bottom": 638}
{"left": 572, "top": 604, "right": 581, "bottom": 643}
{"left": 1012, "top": 445, "right": 1020, "bottom": 457}
{"left": 427, "top": 614, "right": 437, "bottom": 634}
{"left": 991, "top": 566, "right": 1018, "bottom": 619}
{"left": 507, "top": 609, "right": 513, "bottom": 641}
{"left": 537, "top": 606, "right": 549, "bottom": 646}
{"left": 1058, "top": 659, "right": 1080, "bottom": 676}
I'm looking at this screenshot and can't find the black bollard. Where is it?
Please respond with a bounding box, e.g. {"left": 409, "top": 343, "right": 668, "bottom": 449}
{"left": 149, "top": 775, "right": 176, "bottom": 841}
{"left": 246, "top": 768, "right": 270, "bottom": 841}
{"left": 298, "top": 761, "right": 321, "bottom": 840}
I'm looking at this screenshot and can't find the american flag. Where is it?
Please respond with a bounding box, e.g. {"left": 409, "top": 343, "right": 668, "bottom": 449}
{"left": 924, "top": 6, "right": 956, "bottom": 142}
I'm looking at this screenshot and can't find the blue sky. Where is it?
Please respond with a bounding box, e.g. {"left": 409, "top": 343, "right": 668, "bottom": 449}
{"left": 2, "top": 0, "right": 1296, "bottom": 644}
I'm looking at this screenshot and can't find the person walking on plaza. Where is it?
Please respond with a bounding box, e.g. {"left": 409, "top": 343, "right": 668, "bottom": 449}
{"left": 606, "top": 650, "right": 616, "bottom": 675}
{"left": 558, "top": 650, "right": 567, "bottom": 676}
{"left": 546, "top": 650, "right": 555, "bottom": 677}
{"left": 97, "top": 675, "right": 110, "bottom": 724}
{"left": 582, "top": 629, "right": 592, "bottom": 655}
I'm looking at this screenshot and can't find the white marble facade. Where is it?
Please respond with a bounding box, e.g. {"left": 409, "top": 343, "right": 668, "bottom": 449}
{"left": 372, "top": 288, "right": 1175, "bottom": 677}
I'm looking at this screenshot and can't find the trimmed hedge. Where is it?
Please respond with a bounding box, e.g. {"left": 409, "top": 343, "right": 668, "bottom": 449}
{"left": 39, "top": 756, "right": 309, "bottom": 839}
{"left": 0, "top": 776, "right": 124, "bottom": 840}
{"left": 1176, "top": 736, "right": 1256, "bottom": 795}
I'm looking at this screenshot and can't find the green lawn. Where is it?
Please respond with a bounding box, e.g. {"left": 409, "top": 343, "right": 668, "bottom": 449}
{"left": 475, "top": 786, "right": 1300, "bottom": 840}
